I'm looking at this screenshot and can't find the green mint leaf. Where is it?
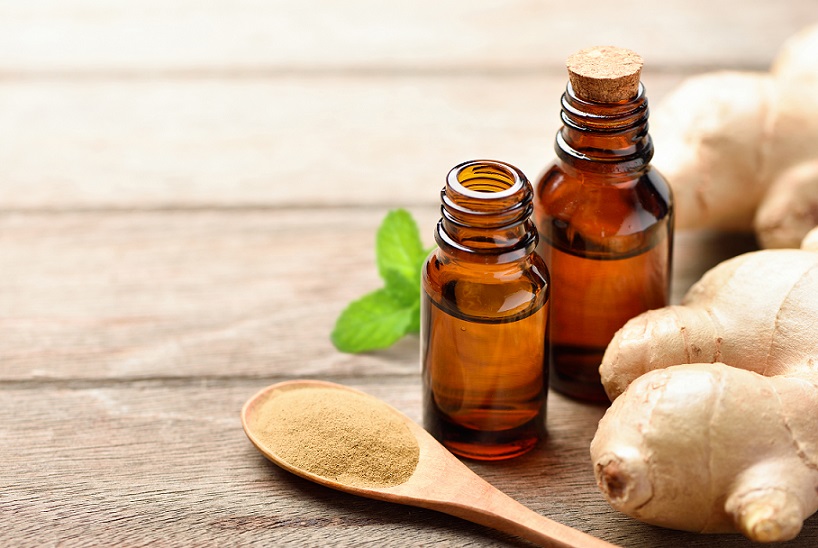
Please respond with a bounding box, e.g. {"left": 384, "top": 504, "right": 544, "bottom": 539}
{"left": 331, "top": 288, "right": 415, "bottom": 353}
{"left": 332, "top": 209, "right": 435, "bottom": 353}
{"left": 383, "top": 269, "right": 418, "bottom": 306}
{"left": 376, "top": 209, "right": 426, "bottom": 286}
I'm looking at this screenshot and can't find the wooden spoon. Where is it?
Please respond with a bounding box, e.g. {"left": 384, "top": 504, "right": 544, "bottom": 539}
{"left": 241, "top": 379, "right": 618, "bottom": 548}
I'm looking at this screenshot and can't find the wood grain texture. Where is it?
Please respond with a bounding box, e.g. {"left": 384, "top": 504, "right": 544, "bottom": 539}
{"left": 1, "top": 3, "right": 813, "bottom": 212}
{"left": 0, "top": 209, "right": 755, "bottom": 382}
{"left": 3, "top": 1, "right": 816, "bottom": 546}
{"left": 0, "top": 74, "right": 688, "bottom": 211}
{"left": 3, "top": 380, "right": 816, "bottom": 547}
{"left": 0, "top": 208, "right": 421, "bottom": 381}
{"left": 0, "top": 0, "right": 814, "bottom": 74}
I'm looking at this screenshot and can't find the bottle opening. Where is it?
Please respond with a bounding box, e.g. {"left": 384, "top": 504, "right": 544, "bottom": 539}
{"left": 437, "top": 160, "right": 536, "bottom": 262}
{"left": 448, "top": 161, "right": 523, "bottom": 199}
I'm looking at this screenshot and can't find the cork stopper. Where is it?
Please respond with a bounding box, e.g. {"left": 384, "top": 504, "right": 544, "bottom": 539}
{"left": 566, "top": 46, "right": 643, "bottom": 103}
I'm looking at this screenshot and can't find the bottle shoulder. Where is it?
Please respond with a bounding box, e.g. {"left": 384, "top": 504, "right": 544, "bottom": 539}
{"left": 423, "top": 251, "right": 549, "bottom": 290}
{"left": 537, "top": 161, "right": 671, "bottom": 199}
{"left": 422, "top": 251, "right": 549, "bottom": 320}
{"left": 534, "top": 162, "right": 673, "bottom": 257}
{"left": 535, "top": 162, "right": 672, "bottom": 219}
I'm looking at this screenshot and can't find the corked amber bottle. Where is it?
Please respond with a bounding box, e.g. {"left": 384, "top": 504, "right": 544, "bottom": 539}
{"left": 534, "top": 47, "right": 673, "bottom": 403}
{"left": 422, "top": 160, "right": 550, "bottom": 461}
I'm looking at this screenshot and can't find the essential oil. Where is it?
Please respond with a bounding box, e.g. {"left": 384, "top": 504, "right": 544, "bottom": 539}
{"left": 534, "top": 47, "right": 674, "bottom": 402}
{"left": 422, "top": 160, "right": 550, "bottom": 460}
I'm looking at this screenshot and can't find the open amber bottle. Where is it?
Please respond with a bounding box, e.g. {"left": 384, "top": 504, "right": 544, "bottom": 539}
{"left": 422, "top": 160, "right": 550, "bottom": 461}
{"left": 534, "top": 47, "right": 673, "bottom": 403}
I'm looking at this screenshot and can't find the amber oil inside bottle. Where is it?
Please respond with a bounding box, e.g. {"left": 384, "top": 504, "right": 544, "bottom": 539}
{"left": 535, "top": 82, "right": 673, "bottom": 403}
{"left": 422, "top": 160, "right": 550, "bottom": 460}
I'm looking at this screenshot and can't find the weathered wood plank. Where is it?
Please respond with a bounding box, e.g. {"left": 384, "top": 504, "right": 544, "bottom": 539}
{"left": 0, "top": 209, "right": 756, "bottom": 382}
{"left": 0, "top": 0, "right": 813, "bottom": 74}
{"left": 0, "top": 208, "right": 431, "bottom": 382}
{"left": 2, "top": 3, "right": 813, "bottom": 548}
{"left": 2, "top": 380, "right": 815, "bottom": 547}
{"left": 0, "top": 74, "right": 689, "bottom": 211}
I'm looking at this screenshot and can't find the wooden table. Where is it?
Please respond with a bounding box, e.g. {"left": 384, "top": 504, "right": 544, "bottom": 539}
{"left": 3, "top": 2, "right": 818, "bottom": 546}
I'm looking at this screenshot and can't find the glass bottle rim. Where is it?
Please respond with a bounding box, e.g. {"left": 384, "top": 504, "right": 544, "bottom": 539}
{"left": 446, "top": 159, "right": 526, "bottom": 201}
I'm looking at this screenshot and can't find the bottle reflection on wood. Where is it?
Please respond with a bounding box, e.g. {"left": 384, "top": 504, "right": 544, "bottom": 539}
{"left": 422, "top": 160, "right": 550, "bottom": 460}
{"left": 534, "top": 47, "right": 674, "bottom": 403}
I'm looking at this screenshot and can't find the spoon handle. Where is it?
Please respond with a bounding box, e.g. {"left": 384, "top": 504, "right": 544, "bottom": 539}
{"left": 431, "top": 478, "right": 618, "bottom": 548}
{"left": 394, "top": 425, "right": 619, "bottom": 548}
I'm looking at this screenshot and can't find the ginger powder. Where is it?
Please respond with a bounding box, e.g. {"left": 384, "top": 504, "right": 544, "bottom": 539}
{"left": 252, "top": 387, "right": 420, "bottom": 488}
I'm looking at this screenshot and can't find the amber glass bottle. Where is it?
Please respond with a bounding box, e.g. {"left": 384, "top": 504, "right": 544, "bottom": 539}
{"left": 534, "top": 47, "right": 673, "bottom": 403}
{"left": 422, "top": 160, "right": 550, "bottom": 461}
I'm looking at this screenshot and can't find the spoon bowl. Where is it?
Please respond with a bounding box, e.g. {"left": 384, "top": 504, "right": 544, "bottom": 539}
{"left": 241, "top": 379, "right": 617, "bottom": 548}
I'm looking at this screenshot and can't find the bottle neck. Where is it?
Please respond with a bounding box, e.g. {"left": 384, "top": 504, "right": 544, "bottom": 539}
{"left": 555, "top": 82, "right": 653, "bottom": 176}
{"left": 436, "top": 160, "right": 537, "bottom": 264}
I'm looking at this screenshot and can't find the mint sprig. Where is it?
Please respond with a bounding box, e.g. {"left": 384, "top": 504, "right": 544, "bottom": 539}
{"left": 331, "top": 209, "right": 435, "bottom": 353}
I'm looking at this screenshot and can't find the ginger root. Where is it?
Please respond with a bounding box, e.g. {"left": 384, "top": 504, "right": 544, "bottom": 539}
{"left": 650, "top": 24, "right": 818, "bottom": 248}
{"left": 755, "top": 160, "right": 818, "bottom": 249}
{"left": 591, "top": 234, "right": 818, "bottom": 542}
{"left": 804, "top": 226, "right": 818, "bottom": 251}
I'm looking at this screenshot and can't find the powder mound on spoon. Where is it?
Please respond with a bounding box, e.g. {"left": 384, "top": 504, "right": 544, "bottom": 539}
{"left": 252, "top": 387, "right": 420, "bottom": 488}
